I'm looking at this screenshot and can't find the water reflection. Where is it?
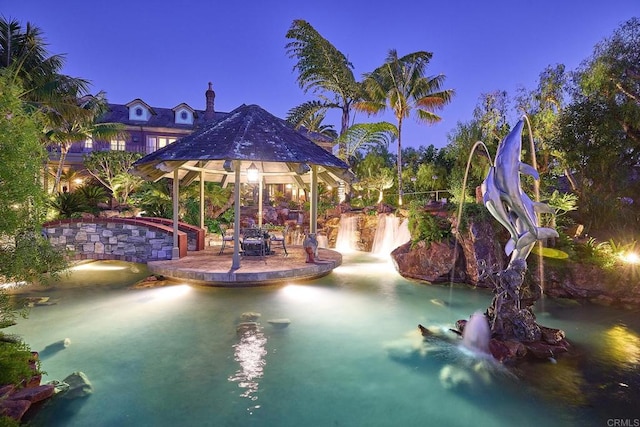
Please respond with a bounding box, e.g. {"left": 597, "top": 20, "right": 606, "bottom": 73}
{"left": 228, "top": 323, "right": 267, "bottom": 407}
{"left": 603, "top": 324, "right": 640, "bottom": 366}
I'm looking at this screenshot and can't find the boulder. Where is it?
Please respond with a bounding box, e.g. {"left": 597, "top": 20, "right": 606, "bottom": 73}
{"left": 8, "top": 384, "right": 55, "bottom": 403}
{"left": 0, "top": 399, "right": 31, "bottom": 422}
{"left": 240, "top": 312, "right": 261, "bottom": 322}
{"left": 0, "top": 385, "right": 15, "bottom": 400}
{"left": 391, "top": 240, "right": 461, "bottom": 283}
{"left": 267, "top": 318, "right": 291, "bottom": 328}
{"left": 60, "top": 372, "right": 93, "bottom": 399}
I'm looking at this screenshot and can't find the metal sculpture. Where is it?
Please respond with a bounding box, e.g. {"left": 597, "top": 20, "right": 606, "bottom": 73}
{"left": 480, "top": 118, "right": 559, "bottom": 341}
{"left": 481, "top": 119, "right": 558, "bottom": 267}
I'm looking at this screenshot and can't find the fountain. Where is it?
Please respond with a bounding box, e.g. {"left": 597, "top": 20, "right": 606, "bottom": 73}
{"left": 456, "top": 117, "right": 568, "bottom": 362}
{"left": 461, "top": 311, "right": 491, "bottom": 355}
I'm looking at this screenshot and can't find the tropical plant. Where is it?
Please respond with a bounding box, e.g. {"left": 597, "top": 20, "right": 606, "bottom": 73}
{"left": 0, "top": 72, "right": 66, "bottom": 283}
{"left": 45, "top": 91, "right": 125, "bottom": 192}
{"left": 285, "top": 19, "right": 364, "bottom": 158}
{"left": 352, "top": 148, "right": 396, "bottom": 203}
{"left": 407, "top": 200, "right": 451, "bottom": 244}
{"left": 76, "top": 184, "right": 109, "bottom": 213}
{"left": 49, "top": 191, "right": 88, "bottom": 218}
{"left": 295, "top": 110, "right": 338, "bottom": 139}
{"left": 550, "top": 17, "right": 640, "bottom": 236}
{"left": 111, "top": 172, "right": 143, "bottom": 205}
{"left": 132, "top": 181, "right": 173, "bottom": 218}
{"left": 359, "top": 49, "right": 454, "bottom": 205}
{"left": 333, "top": 122, "right": 397, "bottom": 166}
{"left": 0, "top": 17, "right": 98, "bottom": 197}
{"left": 83, "top": 151, "right": 143, "bottom": 201}
{"left": 0, "top": 17, "right": 89, "bottom": 108}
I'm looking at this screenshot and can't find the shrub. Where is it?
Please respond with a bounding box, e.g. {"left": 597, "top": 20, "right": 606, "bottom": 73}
{"left": 49, "top": 191, "right": 88, "bottom": 219}
{"left": 0, "top": 337, "right": 40, "bottom": 386}
{"left": 408, "top": 201, "right": 451, "bottom": 244}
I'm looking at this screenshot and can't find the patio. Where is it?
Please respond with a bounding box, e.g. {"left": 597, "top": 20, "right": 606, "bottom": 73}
{"left": 146, "top": 245, "right": 342, "bottom": 286}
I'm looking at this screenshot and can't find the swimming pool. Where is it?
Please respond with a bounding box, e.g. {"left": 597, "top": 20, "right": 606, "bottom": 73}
{"left": 8, "top": 253, "right": 640, "bottom": 426}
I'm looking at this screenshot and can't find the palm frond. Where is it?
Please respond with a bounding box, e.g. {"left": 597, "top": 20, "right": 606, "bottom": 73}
{"left": 336, "top": 122, "right": 398, "bottom": 159}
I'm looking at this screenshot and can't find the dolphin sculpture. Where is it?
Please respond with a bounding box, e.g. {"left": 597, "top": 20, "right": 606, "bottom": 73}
{"left": 482, "top": 118, "right": 558, "bottom": 264}
{"left": 481, "top": 167, "right": 519, "bottom": 255}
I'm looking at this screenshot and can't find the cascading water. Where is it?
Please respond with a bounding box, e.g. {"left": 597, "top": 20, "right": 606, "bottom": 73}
{"left": 371, "top": 214, "right": 411, "bottom": 257}
{"left": 335, "top": 214, "right": 359, "bottom": 252}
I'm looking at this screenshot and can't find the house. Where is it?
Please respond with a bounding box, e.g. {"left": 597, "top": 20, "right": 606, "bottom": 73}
{"left": 49, "top": 83, "right": 334, "bottom": 200}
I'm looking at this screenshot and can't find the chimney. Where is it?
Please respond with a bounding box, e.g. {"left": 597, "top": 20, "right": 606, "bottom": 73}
{"left": 204, "top": 82, "right": 216, "bottom": 120}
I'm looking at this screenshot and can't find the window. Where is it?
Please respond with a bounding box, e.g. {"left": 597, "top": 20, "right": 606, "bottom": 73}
{"left": 147, "top": 137, "right": 157, "bottom": 154}
{"left": 135, "top": 107, "right": 143, "bottom": 116}
{"left": 110, "top": 138, "right": 126, "bottom": 151}
{"left": 180, "top": 111, "right": 188, "bottom": 120}
{"left": 146, "top": 136, "right": 177, "bottom": 152}
{"left": 84, "top": 138, "right": 93, "bottom": 150}
{"left": 158, "top": 137, "right": 176, "bottom": 149}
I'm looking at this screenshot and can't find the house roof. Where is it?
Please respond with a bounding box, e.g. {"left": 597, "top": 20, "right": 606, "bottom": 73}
{"left": 99, "top": 103, "right": 229, "bottom": 129}
{"left": 131, "top": 104, "right": 353, "bottom": 187}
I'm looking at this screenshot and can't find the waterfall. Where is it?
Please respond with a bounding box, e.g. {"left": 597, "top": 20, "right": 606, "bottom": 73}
{"left": 335, "top": 214, "right": 359, "bottom": 252}
{"left": 371, "top": 214, "right": 411, "bottom": 257}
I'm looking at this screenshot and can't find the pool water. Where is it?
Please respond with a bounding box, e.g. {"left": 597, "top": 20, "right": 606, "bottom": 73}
{"left": 8, "top": 253, "right": 640, "bottom": 426}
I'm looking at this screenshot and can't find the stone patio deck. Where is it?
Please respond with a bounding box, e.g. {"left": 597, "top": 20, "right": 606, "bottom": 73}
{"left": 147, "top": 245, "right": 341, "bottom": 286}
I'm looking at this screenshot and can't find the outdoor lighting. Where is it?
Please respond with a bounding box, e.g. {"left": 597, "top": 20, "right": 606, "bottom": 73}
{"left": 156, "top": 162, "right": 173, "bottom": 173}
{"left": 620, "top": 252, "right": 640, "bottom": 264}
{"left": 247, "top": 162, "right": 259, "bottom": 183}
{"left": 223, "top": 159, "right": 233, "bottom": 172}
{"left": 74, "top": 178, "right": 84, "bottom": 185}
{"left": 296, "top": 163, "right": 311, "bottom": 175}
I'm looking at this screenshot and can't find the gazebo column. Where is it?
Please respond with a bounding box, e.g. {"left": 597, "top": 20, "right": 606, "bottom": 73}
{"left": 310, "top": 165, "right": 318, "bottom": 234}
{"left": 172, "top": 169, "right": 180, "bottom": 260}
{"left": 232, "top": 160, "right": 241, "bottom": 269}
{"left": 199, "top": 170, "right": 205, "bottom": 229}
{"left": 258, "top": 178, "right": 263, "bottom": 229}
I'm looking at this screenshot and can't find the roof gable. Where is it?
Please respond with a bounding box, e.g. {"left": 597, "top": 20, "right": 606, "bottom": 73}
{"left": 125, "top": 99, "right": 155, "bottom": 122}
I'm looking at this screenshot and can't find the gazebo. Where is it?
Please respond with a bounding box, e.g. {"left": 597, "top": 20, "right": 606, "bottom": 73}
{"left": 131, "top": 104, "right": 354, "bottom": 269}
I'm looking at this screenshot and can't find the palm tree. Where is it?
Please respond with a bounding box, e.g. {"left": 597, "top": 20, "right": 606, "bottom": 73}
{"left": 359, "top": 50, "right": 454, "bottom": 205}
{"left": 1, "top": 17, "right": 107, "bottom": 195}
{"left": 0, "top": 17, "right": 89, "bottom": 111}
{"left": 294, "top": 110, "right": 338, "bottom": 139}
{"left": 333, "top": 122, "right": 397, "bottom": 166}
{"left": 45, "top": 91, "right": 125, "bottom": 193}
{"left": 285, "top": 19, "right": 363, "bottom": 159}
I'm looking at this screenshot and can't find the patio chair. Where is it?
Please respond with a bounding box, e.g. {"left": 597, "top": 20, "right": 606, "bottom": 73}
{"left": 218, "top": 225, "right": 235, "bottom": 255}
{"left": 269, "top": 225, "right": 288, "bottom": 256}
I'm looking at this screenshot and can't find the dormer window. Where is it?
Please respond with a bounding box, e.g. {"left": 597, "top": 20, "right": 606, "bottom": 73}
{"left": 172, "top": 103, "right": 195, "bottom": 125}
{"left": 126, "top": 99, "right": 154, "bottom": 122}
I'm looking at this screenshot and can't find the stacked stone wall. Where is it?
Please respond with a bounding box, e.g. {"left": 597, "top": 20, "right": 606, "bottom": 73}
{"left": 43, "top": 218, "right": 187, "bottom": 263}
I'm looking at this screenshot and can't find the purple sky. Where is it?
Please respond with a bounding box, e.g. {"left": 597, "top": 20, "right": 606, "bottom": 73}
{"left": 3, "top": 1, "right": 637, "bottom": 150}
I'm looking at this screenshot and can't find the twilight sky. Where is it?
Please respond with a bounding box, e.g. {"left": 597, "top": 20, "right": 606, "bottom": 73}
{"left": 2, "top": 0, "right": 638, "bottom": 150}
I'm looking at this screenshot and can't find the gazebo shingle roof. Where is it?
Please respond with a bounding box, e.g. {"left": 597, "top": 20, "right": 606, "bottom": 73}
{"left": 131, "top": 104, "right": 353, "bottom": 187}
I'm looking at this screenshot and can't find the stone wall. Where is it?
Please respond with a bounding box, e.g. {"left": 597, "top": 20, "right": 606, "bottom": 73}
{"left": 43, "top": 218, "right": 188, "bottom": 263}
